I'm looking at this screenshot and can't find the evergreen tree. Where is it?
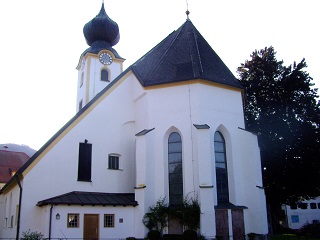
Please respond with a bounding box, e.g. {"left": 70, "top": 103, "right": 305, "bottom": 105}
{"left": 237, "top": 46, "right": 320, "bottom": 205}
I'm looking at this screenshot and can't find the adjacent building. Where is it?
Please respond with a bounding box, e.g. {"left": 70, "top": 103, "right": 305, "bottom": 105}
{"left": 282, "top": 197, "right": 320, "bottom": 229}
{"left": 0, "top": 150, "right": 30, "bottom": 189}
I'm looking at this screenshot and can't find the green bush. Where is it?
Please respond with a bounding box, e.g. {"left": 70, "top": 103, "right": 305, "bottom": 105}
{"left": 215, "top": 235, "right": 223, "bottom": 240}
{"left": 299, "top": 222, "right": 320, "bottom": 238}
{"left": 162, "top": 234, "right": 184, "bottom": 240}
{"left": 143, "top": 198, "right": 168, "bottom": 232}
{"left": 148, "top": 230, "right": 161, "bottom": 240}
{"left": 21, "top": 230, "right": 44, "bottom": 240}
{"left": 247, "top": 232, "right": 257, "bottom": 240}
{"left": 183, "top": 229, "right": 197, "bottom": 240}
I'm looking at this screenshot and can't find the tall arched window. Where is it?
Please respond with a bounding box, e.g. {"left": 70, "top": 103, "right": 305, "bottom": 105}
{"left": 214, "top": 131, "right": 229, "bottom": 205}
{"left": 168, "top": 132, "right": 183, "bottom": 205}
{"left": 101, "top": 69, "right": 109, "bottom": 82}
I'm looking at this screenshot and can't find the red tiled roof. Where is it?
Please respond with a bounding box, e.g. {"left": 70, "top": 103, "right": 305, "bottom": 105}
{"left": 0, "top": 150, "right": 30, "bottom": 183}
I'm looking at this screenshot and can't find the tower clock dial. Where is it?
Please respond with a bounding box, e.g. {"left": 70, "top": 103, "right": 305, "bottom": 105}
{"left": 99, "top": 52, "right": 113, "bottom": 65}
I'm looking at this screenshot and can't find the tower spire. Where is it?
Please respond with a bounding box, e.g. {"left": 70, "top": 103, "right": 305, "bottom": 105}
{"left": 185, "top": 0, "right": 190, "bottom": 20}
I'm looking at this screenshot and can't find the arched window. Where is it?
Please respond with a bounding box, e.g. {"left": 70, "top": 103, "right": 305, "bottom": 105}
{"left": 214, "top": 131, "right": 229, "bottom": 205}
{"left": 101, "top": 69, "right": 109, "bottom": 82}
{"left": 168, "top": 132, "right": 183, "bottom": 205}
{"left": 80, "top": 72, "right": 84, "bottom": 87}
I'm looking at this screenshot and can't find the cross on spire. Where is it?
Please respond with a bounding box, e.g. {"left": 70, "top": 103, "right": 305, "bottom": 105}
{"left": 186, "top": 0, "right": 190, "bottom": 19}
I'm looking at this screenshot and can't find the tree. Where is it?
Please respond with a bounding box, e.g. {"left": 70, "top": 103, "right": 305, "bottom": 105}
{"left": 142, "top": 197, "right": 168, "bottom": 232}
{"left": 237, "top": 46, "right": 320, "bottom": 205}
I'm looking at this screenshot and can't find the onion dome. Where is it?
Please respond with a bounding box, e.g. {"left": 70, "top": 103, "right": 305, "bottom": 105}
{"left": 83, "top": 3, "right": 120, "bottom": 49}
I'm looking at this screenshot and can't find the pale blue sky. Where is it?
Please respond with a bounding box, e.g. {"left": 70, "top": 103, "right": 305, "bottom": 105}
{"left": 0, "top": 0, "right": 319, "bottom": 150}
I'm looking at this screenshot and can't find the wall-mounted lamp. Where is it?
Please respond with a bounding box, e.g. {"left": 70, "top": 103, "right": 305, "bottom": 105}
{"left": 56, "top": 213, "right": 60, "bottom": 220}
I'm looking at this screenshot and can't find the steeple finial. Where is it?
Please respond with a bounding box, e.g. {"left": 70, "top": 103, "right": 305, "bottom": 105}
{"left": 185, "top": 0, "right": 190, "bottom": 20}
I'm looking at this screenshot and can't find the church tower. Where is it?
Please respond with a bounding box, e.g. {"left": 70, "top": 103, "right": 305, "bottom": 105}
{"left": 76, "top": 2, "right": 124, "bottom": 112}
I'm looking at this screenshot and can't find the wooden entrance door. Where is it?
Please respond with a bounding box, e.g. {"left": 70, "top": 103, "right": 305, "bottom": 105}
{"left": 232, "top": 209, "right": 245, "bottom": 240}
{"left": 168, "top": 216, "right": 183, "bottom": 234}
{"left": 84, "top": 214, "right": 99, "bottom": 240}
{"left": 215, "top": 209, "right": 229, "bottom": 240}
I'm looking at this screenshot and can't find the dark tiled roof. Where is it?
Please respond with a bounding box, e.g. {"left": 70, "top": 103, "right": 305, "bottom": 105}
{"left": 81, "top": 3, "right": 123, "bottom": 59}
{"left": 135, "top": 128, "right": 155, "bottom": 136}
{"left": 132, "top": 20, "right": 242, "bottom": 89}
{"left": 215, "top": 202, "right": 248, "bottom": 209}
{"left": 83, "top": 3, "right": 120, "bottom": 47}
{"left": 0, "top": 150, "right": 30, "bottom": 183}
{"left": 37, "top": 191, "right": 138, "bottom": 207}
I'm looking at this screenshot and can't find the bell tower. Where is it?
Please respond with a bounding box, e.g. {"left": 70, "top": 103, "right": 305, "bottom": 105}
{"left": 76, "top": 2, "right": 124, "bottom": 112}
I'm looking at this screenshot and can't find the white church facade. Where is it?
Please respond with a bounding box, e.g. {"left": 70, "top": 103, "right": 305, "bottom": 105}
{"left": 0, "top": 3, "right": 268, "bottom": 240}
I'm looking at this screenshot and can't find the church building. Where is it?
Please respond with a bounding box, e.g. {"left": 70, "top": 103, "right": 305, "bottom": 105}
{"left": 0, "top": 3, "right": 268, "bottom": 240}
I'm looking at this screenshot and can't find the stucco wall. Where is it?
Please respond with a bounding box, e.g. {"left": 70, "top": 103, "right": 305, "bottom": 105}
{"left": 0, "top": 75, "right": 268, "bottom": 238}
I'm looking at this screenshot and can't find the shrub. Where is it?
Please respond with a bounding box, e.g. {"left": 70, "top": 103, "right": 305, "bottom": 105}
{"left": 299, "top": 222, "right": 320, "bottom": 238}
{"left": 21, "top": 230, "right": 44, "bottom": 240}
{"left": 126, "top": 237, "right": 136, "bottom": 240}
{"left": 162, "top": 234, "right": 184, "bottom": 240}
{"left": 198, "top": 234, "right": 206, "bottom": 240}
{"left": 215, "top": 235, "right": 223, "bottom": 240}
{"left": 143, "top": 197, "right": 168, "bottom": 232}
{"left": 247, "top": 232, "right": 256, "bottom": 240}
{"left": 148, "top": 230, "right": 161, "bottom": 240}
{"left": 183, "top": 229, "right": 197, "bottom": 240}
{"left": 179, "top": 196, "right": 200, "bottom": 231}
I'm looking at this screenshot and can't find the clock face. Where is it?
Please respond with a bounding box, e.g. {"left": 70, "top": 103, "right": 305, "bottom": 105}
{"left": 99, "top": 52, "right": 113, "bottom": 65}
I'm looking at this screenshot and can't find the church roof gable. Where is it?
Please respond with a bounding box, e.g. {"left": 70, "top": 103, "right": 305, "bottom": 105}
{"left": 131, "top": 20, "right": 242, "bottom": 89}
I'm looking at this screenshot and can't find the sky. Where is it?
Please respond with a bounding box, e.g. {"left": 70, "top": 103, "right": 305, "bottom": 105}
{"left": 0, "top": 0, "right": 319, "bottom": 150}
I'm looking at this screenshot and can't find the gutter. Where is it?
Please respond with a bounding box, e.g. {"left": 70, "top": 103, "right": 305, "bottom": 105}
{"left": 49, "top": 205, "right": 53, "bottom": 240}
{"left": 15, "top": 175, "right": 22, "bottom": 240}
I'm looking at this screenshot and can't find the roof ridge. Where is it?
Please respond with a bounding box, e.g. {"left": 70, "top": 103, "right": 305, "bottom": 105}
{"left": 0, "top": 150, "right": 30, "bottom": 156}
{"left": 190, "top": 23, "right": 204, "bottom": 77}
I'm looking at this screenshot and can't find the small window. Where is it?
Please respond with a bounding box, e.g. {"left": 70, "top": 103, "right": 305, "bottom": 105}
{"left": 10, "top": 215, "right": 13, "bottom": 228}
{"left": 104, "top": 214, "right": 114, "bottom": 228}
{"left": 310, "top": 203, "right": 317, "bottom": 209}
{"left": 79, "top": 100, "right": 83, "bottom": 111}
{"left": 290, "top": 204, "right": 297, "bottom": 210}
{"left": 298, "top": 203, "right": 308, "bottom": 209}
{"left": 15, "top": 205, "right": 19, "bottom": 226}
{"left": 108, "top": 155, "right": 119, "bottom": 170}
{"left": 80, "top": 72, "right": 84, "bottom": 87}
{"left": 318, "top": 203, "right": 320, "bottom": 209}
{"left": 101, "top": 69, "right": 109, "bottom": 82}
{"left": 67, "top": 214, "right": 79, "bottom": 228}
{"left": 291, "top": 215, "right": 299, "bottom": 223}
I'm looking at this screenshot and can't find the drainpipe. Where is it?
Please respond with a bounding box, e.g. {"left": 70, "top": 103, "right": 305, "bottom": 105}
{"left": 49, "top": 205, "right": 53, "bottom": 240}
{"left": 15, "top": 175, "right": 22, "bottom": 240}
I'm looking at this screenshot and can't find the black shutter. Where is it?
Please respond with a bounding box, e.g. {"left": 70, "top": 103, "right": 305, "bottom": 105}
{"left": 78, "top": 142, "right": 92, "bottom": 181}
